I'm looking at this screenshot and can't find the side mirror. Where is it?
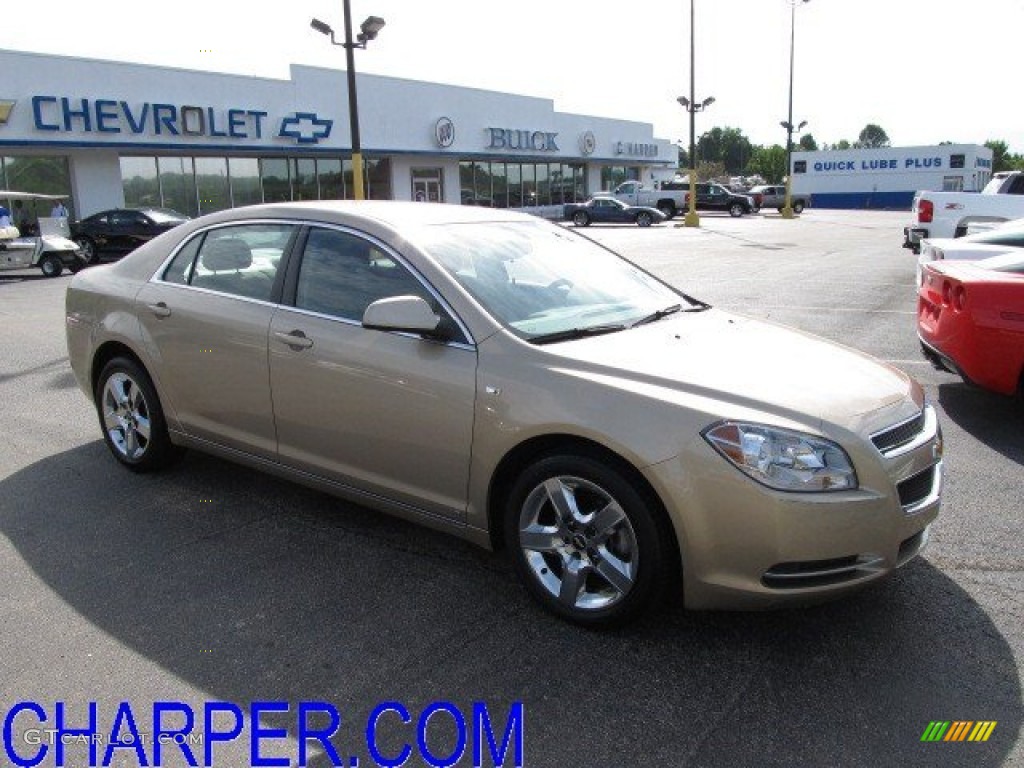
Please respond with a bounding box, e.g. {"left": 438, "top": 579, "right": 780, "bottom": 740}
{"left": 362, "top": 295, "right": 448, "bottom": 339}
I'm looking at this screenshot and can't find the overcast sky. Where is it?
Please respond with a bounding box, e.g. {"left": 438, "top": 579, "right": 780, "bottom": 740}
{"left": 4, "top": 0, "right": 1022, "bottom": 153}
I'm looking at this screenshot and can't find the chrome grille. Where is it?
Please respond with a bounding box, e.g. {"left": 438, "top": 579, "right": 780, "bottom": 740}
{"left": 872, "top": 410, "right": 926, "bottom": 454}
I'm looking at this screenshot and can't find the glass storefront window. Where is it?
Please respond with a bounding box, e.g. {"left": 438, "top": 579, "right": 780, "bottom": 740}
{"left": 571, "top": 164, "right": 586, "bottom": 202}
{"left": 121, "top": 157, "right": 160, "bottom": 208}
{"left": 521, "top": 164, "right": 536, "bottom": 207}
{"left": 194, "top": 157, "right": 230, "bottom": 214}
{"left": 318, "top": 158, "right": 344, "bottom": 200}
{"left": 491, "top": 163, "right": 507, "bottom": 209}
{"left": 2, "top": 155, "right": 74, "bottom": 218}
{"left": 158, "top": 157, "right": 197, "bottom": 217}
{"left": 261, "top": 158, "right": 291, "bottom": 203}
{"left": 535, "top": 164, "right": 550, "bottom": 207}
{"left": 474, "top": 163, "right": 492, "bottom": 207}
{"left": 228, "top": 158, "right": 262, "bottom": 207}
{"left": 365, "top": 158, "right": 392, "bottom": 200}
{"left": 506, "top": 164, "right": 522, "bottom": 208}
{"left": 291, "top": 158, "right": 318, "bottom": 201}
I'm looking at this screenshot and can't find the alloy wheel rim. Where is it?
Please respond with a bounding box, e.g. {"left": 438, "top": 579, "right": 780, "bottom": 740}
{"left": 102, "top": 372, "right": 152, "bottom": 460}
{"left": 518, "top": 475, "right": 638, "bottom": 611}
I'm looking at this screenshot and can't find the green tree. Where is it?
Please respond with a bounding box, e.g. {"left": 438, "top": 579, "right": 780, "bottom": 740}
{"left": 747, "top": 145, "right": 787, "bottom": 183}
{"left": 856, "top": 124, "right": 890, "bottom": 148}
{"left": 798, "top": 134, "right": 818, "bottom": 151}
{"left": 834, "top": 139, "right": 852, "bottom": 150}
{"left": 696, "top": 127, "right": 754, "bottom": 175}
{"left": 985, "top": 139, "right": 1012, "bottom": 172}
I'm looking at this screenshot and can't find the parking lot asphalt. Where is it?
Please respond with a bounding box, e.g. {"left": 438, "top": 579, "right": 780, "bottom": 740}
{"left": 0, "top": 209, "right": 1020, "bottom": 767}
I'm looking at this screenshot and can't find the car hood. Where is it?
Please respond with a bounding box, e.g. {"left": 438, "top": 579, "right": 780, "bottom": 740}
{"left": 543, "top": 309, "right": 919, "bottom": 435}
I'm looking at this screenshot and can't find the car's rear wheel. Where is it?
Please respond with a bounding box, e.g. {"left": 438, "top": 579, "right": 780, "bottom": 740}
{"left": 39, "top": 255, "right": 63, "bottom": 278}
{"left": 75, "top": 236, "right": 98, "bottom": 264}
{"left": 636, "top": 211, "right": 653, "bottom": 227}
{"left": 792, "top": 200, "right": 805, "bottom": 214}
{"left": 657, "top": 203, "right": 675, "bottom": 220}
{"left": 505, "top": 453, "right": 675, "bottom": 626}
{"left": 729, "top": 202, "right": 745, "bottom": 218}
{"left": 96, "top": 357, "right": 180, "bottom": 472}
{"left": 572, "top": 211, "right": 590, "bottom": 227}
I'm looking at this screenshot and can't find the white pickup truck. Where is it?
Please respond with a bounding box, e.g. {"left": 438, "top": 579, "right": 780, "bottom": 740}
{"left": 903, "top": 170, "right": 1024, "bottom": 252}
{"left": 610, "top": 181, "right": 689, "bottom": 220}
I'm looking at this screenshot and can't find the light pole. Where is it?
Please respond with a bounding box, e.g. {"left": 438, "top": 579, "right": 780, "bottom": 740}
{"left": 781, "top": 0, "right": 809, "bottom": 219}
{"left": 311, "top": 4, "right": 385, "bottom": 201}
{"left": 678, "top": 0, "right": 714, "bottom": 228}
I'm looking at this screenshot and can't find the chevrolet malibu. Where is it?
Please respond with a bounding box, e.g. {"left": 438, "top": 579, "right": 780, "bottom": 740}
{"left": 66, "top": 202, "right": 943, "bottom": 626}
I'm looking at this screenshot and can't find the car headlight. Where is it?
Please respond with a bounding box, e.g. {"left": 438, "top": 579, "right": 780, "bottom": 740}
{"left": 702, "top": 421, "right": 857, "bottom": 492}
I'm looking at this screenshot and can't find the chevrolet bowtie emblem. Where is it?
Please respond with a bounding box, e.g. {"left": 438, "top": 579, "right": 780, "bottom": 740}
{"left": 0, "top": 100, "right": 15, "bottom": 125}
{"left": 279, "top": 112, "right": 333, "bottom": 144}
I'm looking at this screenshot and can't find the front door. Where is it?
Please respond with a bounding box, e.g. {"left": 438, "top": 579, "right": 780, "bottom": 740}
{"left": 268, "top": 225, "right": 476, "bottom": 520}
{"left": 412, "top": 168, "right": 444, "bottom": 203}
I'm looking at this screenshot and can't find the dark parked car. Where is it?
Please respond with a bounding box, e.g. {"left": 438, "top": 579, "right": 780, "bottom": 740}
{"left": 564, "top": 196, "right": 666, "bottom": 227}
{"left": 72, "top": 207, "right": 189, "bottom": 263}
{"left": 686, "top": 184, "right": 756, "bottom": 217}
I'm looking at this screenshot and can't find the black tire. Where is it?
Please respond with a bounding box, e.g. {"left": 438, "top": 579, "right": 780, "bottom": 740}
{"left": 729, "top": 202, "right": 745, "bottom": 218}
{"left": 636, "top": 211, "right": 653, "bottom": 228}
{"left": 75, "top": 236, "right": 99, "bottom": 264}
{"left": 39, "top": 255, "right": 63, "bottom": 278}
{"left": 95, "top": 357, "right": 181, "bottom": 472}
{"left": 657, "top": 202, "right": 675, "bottom": 220}
{"left": 572, "top": 211, "right": 590, "bottom": 227}
{"left": 792, "top": 200, "right": 805, "bottom": 214}
{"left": 504, "top": 453, "right": 677, "bottom": 627}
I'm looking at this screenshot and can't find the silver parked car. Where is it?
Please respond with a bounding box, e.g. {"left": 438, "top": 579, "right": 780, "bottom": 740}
{"left": 66, "top": 202, "right": 942, "bottom": 625}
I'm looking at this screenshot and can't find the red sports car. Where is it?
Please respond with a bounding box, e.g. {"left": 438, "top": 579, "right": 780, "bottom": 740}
{"left": 918, "top": 253, "right": 1024, "bottom": 396}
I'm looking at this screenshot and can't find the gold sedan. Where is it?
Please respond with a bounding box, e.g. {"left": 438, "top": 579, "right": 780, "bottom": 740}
{"left": 65, "top": 202, "right": 942, "bottom": 626}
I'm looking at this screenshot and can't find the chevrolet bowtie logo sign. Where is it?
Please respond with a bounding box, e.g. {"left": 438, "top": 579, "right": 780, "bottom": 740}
{"left": 0, "top": 100, "right": 15, "bottom": 125}
{"left": 278, "top": 112, "right": 333, "bottom": 144}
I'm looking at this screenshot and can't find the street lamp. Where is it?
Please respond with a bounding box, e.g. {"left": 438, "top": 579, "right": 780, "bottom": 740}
{"left": 781, "top": 0, "right": 809, "bottom": 219}
{"left": 677, "top": 0, "right": 714, "bottom": 228}
{"left": 311, "top": 4, "right": 386, "bottom": 201}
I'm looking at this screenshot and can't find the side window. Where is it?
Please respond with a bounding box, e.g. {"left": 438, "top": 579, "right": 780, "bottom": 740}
{"left": 162, "top": 233, "right": 204, "bottom": 285}
{"left": 1009, "top": 176, "right": 1024, "bottom": 195}
{"left": 188, "top": 223, "right": 294, "bottom": 301}
{"left": 295, "top": 227, "right": 464, "bottom": 341}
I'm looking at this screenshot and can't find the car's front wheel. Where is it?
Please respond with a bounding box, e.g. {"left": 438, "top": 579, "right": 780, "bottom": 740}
{"left": 505, "top": 453, "right": 676, "bottom": 626}
{"left": 636, "top": 211, "right": 653, "bottom": 227}
{"left": 729, "top": 202, "right": 745, "bottom": 218}
{"left": 572, "top": 211, "right": 590, "bottom": 227}
{"left": 96, "top": 357, "right": 181, "bottom": 472}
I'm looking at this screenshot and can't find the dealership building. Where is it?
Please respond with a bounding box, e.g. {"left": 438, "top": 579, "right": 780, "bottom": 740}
{"left": 790, "top": 144, "right": 993, "bottom": 209}
{"left": 0, "top": 49, "right": 675, "bottom": 222}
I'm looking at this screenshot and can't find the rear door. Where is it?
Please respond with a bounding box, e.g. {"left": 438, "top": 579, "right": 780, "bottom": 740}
{"left": 268, "top": 225, "right": 477, "bottom": 520}
{"left": 135, "top": 221, "right": 297, "bottom": 458}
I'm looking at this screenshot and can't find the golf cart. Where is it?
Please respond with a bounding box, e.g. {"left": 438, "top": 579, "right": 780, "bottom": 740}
{"left": 0, "top": 190, "right": 87, "bottom": 277}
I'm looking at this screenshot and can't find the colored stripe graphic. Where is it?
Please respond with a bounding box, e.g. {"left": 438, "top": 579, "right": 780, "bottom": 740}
{"left": 921, "top": 721, "right": 949, "bottom": 741}
{"left": 969, "top": 722, "right": 997, "bottom": 742}
{"left": 945, "top": 721, "right": 972, "bottom": 741}
{"left": 921, "top": 721, "right": 996, "bottom": 742}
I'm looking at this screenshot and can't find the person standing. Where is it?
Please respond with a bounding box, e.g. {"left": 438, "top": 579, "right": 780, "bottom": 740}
{"left": 51, "top": 200, "right": 68, "bottom": 217}
{"left": 0, "top": 203, "right": 11, "bottom": 228}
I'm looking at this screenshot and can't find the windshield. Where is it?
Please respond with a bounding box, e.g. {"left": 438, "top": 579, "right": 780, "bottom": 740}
{"left": 416, "top": 219, "right": 695, "bottom": 340}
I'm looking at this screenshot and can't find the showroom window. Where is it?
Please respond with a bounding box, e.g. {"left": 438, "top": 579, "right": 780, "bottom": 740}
{"left": 1, "top": 155, "right": 74, "bottom": 218}
{"left": 459, "top": 161, "right": 586, "bottom": 208}
{"left": 121, "top": 155, "right": 392, "bottom": 211}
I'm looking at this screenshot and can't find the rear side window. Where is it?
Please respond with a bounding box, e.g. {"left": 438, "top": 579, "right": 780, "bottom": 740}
{"left": 161, "top": 223, "right": 295, "bottom": 301}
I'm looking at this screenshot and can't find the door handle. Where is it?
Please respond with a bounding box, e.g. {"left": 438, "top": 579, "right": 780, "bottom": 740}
{"left": 274, "top": 330, "right": 314, "bottom": 350}
{"left": 147, "top": 301, "right": 171, "bottom": 318}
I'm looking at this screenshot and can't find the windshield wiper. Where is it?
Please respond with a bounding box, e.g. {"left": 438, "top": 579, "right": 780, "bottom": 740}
{"left": 528, "top": 324, "right": 627, "bottom": 345}
{"left": 632, "top": 298, "right": 711, "bottom": 328}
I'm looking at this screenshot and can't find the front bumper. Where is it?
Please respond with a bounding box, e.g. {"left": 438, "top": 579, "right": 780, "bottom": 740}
{"left": 644, "top": 406, "right": 942, "bottom": 610}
